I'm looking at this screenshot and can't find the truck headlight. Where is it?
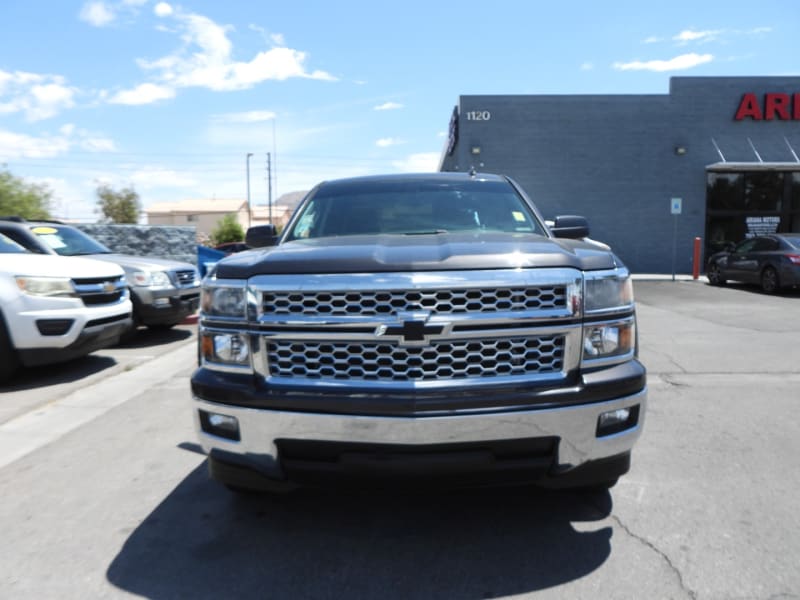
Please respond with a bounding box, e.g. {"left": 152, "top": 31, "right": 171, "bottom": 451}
{"left": 200, "top": 332, "right": 250, "bottom": 366}
{"left": 131, "top": 270, "right": 172, "bottom": 287}
{"left": 584, "top": 271, "right": 633, "bottom": 313}
{"left": 201, "top": 286, "right": 247, "bottom": 318}
{"left": 16, "top": 276, "right": 77, "bottom": 298}
{"left": 583, "top": 320, "right": 635, "bottom": 361}
{"left": 583, "top": 269, "right": 636, "bottom": 366}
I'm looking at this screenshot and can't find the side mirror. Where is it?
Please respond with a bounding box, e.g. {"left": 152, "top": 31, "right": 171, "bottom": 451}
{"left": 724, "top": 242, "right": 736, "bottom": 253}
{"left": 245, "top": 224, "right": 279, "bottom": 248}
{"left": 550, "top": 215, "right": 590, "bottom": 239}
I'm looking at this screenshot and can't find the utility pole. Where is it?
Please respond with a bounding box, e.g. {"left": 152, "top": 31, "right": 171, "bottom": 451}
{"left": 246, "top": 153, "right": 253, "bottom": 228}
{"left": 266, "top": 152, "right": 273, "bottom": 225}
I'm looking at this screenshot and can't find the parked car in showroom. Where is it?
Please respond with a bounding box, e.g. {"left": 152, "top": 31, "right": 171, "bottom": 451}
{"left": 706, "top": 233, "right": 800, "bottom": 293}
{"left": 0, "top": 218, "right": 200, "bottom": 332}
{"left": 0, "top": 232, "right": 132, "bottom": 383}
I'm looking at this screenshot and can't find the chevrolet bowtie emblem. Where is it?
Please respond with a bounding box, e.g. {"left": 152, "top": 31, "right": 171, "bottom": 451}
{"left": 375, "top": 311, "right": 445, "bottom": 346}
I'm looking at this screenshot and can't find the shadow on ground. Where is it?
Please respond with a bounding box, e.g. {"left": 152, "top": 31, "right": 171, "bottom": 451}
{"left": 116, "top": 326, "right": 194, "bottom": 349}
{"left": 107, "top": 463, "right": 613, "bottom": 599}
{"left": 2, "top": 355, "right": 118, "bottom": 391}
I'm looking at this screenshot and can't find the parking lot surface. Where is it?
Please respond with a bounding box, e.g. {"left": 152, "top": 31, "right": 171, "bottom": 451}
{"left": 0, "top": 281, "right": 799, "bottom": 599}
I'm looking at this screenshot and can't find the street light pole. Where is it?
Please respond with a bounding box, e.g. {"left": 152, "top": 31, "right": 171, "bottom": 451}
{"left": 246, "top": 153, "right": 253, "bottom": 228}
{"left": 267, "top": 152, "right": 272, "bottom": 225}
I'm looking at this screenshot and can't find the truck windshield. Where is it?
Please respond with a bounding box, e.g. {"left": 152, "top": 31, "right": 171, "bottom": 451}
{"left": 285, "top": 179, "right": 546, "bottom": 241}
{"left": 30, "top": 225, "right": 112, "bottom": 256}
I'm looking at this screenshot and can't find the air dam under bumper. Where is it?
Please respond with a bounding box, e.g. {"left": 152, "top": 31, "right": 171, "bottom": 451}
{"left": 193, "top": 388, "right": 646, "bottom": 490}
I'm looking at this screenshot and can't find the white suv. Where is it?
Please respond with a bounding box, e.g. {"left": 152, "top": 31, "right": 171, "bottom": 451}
{"left": 0, "top": 233, "right": 133, "bottom": 383}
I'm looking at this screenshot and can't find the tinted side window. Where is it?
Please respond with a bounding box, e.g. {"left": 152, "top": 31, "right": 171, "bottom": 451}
{"left": 753, "top": 238, "right": 778, "bottom": 252}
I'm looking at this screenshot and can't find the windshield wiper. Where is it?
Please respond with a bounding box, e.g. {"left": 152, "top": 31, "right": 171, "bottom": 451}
{"left": 403, "top": 229, "right": 448, "bottom": 235}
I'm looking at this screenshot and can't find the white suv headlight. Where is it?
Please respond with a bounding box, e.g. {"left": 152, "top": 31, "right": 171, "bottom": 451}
{"left": 131, "top": 270, "right": 172, "bottom": 287}
{"left": 16, "top": 276, "right": 76, "bottom": 298}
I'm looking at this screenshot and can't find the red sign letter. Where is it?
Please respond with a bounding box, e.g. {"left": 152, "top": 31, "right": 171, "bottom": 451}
{"left": 735, "top": 93, "right": 762, "bottom": 120}
{"left": 795, "top": 93, "right": 800, "bottom": 120}
{"left": 765, "top": 93, "right": 790, "bottom": 120}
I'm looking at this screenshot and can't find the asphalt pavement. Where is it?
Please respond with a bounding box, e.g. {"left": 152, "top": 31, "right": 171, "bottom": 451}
{"left": 1, "top": 280, "right": 799, "bottom": 599}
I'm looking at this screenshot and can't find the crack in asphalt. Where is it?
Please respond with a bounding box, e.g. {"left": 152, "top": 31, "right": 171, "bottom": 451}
{"left": 579, "top": 494, "right": 697, "bottom": 599}
{"left": 609, "top": 513, "right": 698, "bottom": 600}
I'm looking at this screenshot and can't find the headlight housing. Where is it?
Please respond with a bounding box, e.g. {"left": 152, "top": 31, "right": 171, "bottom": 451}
{"left": 201, "top": 285, "right": 247, "bottom": 318}
{"left": 131, "top": 270, "right": 172, "bottom": 287}
{"left": 582, "top": 269, "right": 636, "bottom": 367}
{"left": 16, "top": 276, "right": 76, "bottom": 298}
{"left": 200, "top": 331, "right": 251, "bottom": 370}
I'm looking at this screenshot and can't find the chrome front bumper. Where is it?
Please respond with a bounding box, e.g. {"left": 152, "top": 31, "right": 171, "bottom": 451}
{"left": 193, "top": 387, "right": 646, "bottom": 482}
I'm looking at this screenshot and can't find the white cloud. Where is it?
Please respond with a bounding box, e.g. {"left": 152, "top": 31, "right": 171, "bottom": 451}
{"left": 80, "top": 1, "right": 115, "bottom": 26}
{"left": 0, "top": 70, "right": 76, "bottom": 121}
{"left": 137, "top": 8, "right": 336, "bottom": 92}
{"left": 673, "top": 29, "right": 722, "bottom": 44}
{"left": 108, "top": 82, "right": 176, "bottom": 105}
{"left": 580, "top": 62, "right": 593, "bottom": 71}
{"left": 217, "top": 110, "right": 277, "bottom": 123}
{"left": 154, "top": 2, "right": 173, "bottom": 17}
{"left": 376, "top": 137, "right": 402, "bottom": 148}
{"left": 391, "top": 152, "right": 440, "bottom": 173}
{"left": 0, "top": 129, "right": 71, "bottom": 159}
{"left": 374, "top": 102, "right": 403, "bottom": 111}
{"left": 613, "top": 53, "right": 713, "bottom": 72}
{"left": 0, "top": 126, "right": 115, "bottom": 161}
{"left": 271, "top": 33, "right": 286, "bottom": 46}
{"left": 643, "top": 36, "right": 662, "bottom": 44}
{"left": 80, "top": 136, "right": 117, "bottom": 152}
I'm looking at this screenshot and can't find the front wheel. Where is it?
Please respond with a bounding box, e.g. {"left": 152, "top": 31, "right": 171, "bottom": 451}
{"left": 761, "top": 266, "right": 780, "bottom": 294}
{"left": 707, "top": 263, "right": 726, "bottom": 286}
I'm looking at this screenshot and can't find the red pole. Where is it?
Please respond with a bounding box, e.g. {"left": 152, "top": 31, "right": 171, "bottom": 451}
{"left": 692, "top": 237, "right": 702, "bottom": 280}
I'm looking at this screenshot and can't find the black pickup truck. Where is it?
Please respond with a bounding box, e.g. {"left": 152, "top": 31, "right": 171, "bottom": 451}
{"left": 191, "top": 172, "right": 646, "bottom": 492}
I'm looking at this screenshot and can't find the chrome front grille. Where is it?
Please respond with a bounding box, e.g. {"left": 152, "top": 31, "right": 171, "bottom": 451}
{"left": 174, "top": 270, "right": 197, "bottom": 286}
{"left": 267, "top": 336, "right": 565, "bottom": 382}
{"left": 262, "top": 286, "right": 567, "bottom": 316}
{"left": 242, "top": 269, "right": 583, "bottom": 388}
{"left": 72, "top": 276, "right": 126, "bottom": 306}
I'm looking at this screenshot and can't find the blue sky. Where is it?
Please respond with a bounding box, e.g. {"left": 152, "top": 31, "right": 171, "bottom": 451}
{"left": 0, "top": 1, "right": 796, "bottom": 221}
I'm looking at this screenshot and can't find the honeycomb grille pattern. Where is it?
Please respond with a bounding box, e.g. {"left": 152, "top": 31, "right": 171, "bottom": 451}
{"left": 266, "top": 336, "right": 564, "bottom": 382}
{"left": 262, "top": 286, "right": 566, "bottom": 316}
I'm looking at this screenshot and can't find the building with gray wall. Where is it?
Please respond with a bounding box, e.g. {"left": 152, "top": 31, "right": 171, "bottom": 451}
{"left": 439, "top": 77, "right": 800, "bottom": 274}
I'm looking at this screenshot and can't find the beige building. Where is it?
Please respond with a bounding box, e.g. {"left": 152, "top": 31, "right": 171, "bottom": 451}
{"left": 146, "top": 198, "right": 294, "bottom": 241}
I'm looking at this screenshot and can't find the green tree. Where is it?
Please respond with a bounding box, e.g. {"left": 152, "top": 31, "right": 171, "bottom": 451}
{"left": 0, "top": 168, "right": 52, "bottom": 219}
{"left": 210, "top": 213, "right": 245, "bottom": 246}
{"left": 96, "top": 184, "right": 141, "bottom": 223}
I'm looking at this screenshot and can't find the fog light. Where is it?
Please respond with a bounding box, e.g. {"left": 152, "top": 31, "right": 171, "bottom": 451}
{"left": 597, "top": 405, "right": 639, "bottom": 437}
{"left": 199, "top": 410, "right": 240, "bottom": 441}
{"left": 153, "top": 297, "right": 171, "bottom": 307}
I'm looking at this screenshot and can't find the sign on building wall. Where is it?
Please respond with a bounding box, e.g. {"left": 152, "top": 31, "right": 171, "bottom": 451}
{"left": 734, "top": 93, "right": 800, "bottom": 120}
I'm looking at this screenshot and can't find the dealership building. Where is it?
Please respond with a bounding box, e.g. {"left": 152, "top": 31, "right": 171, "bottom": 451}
{"left": 439, "top": 77, "right": 800, "bottom": 274}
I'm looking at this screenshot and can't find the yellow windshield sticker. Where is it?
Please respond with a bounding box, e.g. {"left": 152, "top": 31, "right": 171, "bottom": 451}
{"left": 32, "top": 226, "right": 58, "bottom": 234}
{"left": 512, "top": 211, "right": 526, "bottom": 222}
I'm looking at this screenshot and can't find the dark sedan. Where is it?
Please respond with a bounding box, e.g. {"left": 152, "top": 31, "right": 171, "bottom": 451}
{"left": 707, "top": 233, "right": 800, "bottom": 293}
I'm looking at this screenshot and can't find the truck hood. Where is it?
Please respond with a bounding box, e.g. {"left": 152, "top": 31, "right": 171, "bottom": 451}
{"left": 214, "top": 232, "right": 624, "bottom": 278}
{"left": 4, "top": 253, "right": 125, "bottom": 278}
{"left": 89, "top": 253, "right": 196, "bottom": 272}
